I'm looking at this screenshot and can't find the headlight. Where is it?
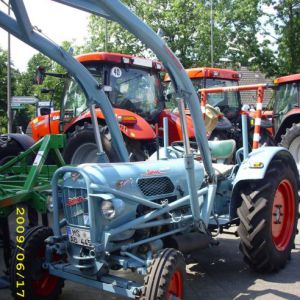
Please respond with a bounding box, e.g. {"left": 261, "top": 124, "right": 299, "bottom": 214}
{"left": 101, "top": 200, "right": 115, "bottom": 220}
{"left": 99, "top": 196, "right": 125, "bottom": 220}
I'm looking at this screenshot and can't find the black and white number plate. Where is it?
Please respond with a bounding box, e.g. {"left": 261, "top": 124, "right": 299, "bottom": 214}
{"left": 67, "top": 226, "right": 92, "bottom": 247}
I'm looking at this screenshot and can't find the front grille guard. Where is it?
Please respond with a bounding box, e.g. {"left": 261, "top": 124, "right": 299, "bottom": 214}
{"left": 52, "top": 167, "right": 96, "bottom": 241}
{"left": 62, "top": 187, "right": 88, "bottom": 226}
{"left": 51, "top": 166, "right": 211, "bottom": 252}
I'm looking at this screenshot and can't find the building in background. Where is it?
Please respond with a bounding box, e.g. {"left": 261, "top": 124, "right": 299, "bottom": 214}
{"left": 239, "top": 66, "right": 273, "bottom": 107}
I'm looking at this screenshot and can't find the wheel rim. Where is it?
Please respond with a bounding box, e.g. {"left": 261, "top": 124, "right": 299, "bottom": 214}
{"left": 272, "top": 179, "right": 296, "bottom": 251}
{"left": 71, "top": 143, "right": 98, "bottom": 164}
{"left": 288, "top": 136, "right": 300, "bottom": 169}
{"left": 167, "top": 271, "right": 183, "bottom": 300}
{"left": 32, "top": 246, "right": 60, "bottom": 297}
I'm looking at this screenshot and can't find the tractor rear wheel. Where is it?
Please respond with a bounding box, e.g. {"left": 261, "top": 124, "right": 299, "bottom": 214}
{"left": 141, "top": 248, "right": 185, "bottom": 300}
{"left": 10, "top": 226, "right": 64, "bottom": 300}
{"left": 63, "top": 125, "right": 118, "bottom": 164}
{"left": 280, "top": 123, "right": 300, "bottom": 168}
{"left": 63, "top": 125, "right": 149, "bottom": 164}
{"left": 237, "top": 160, "right": 298, "bottom": 272}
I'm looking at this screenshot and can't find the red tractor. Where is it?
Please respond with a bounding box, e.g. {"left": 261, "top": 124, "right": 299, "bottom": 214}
{"left": 272, "top": 74, "right": 300, "bottom": 167}
{"left": 165, "top": 67, "right": 273, "bottom": 148}
{"left": 19, "top": 52, "right": 195, "bottom": 164}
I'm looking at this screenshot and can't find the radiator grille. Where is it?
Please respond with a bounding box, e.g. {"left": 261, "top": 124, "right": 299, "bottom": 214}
{"left": 62, "top": 187, "right": 88, "bottom": 226}
{"left": 138, "top": 177, "right": 175, "bottom": 197}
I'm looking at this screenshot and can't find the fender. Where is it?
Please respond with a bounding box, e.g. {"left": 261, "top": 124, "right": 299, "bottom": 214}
{"left": 233, "top": 146, "right": 298, "bottom": 186}
{"left": 158, "top": 110, "right": 195, "bottom": 143}
{"left": 64, "top": 108, "right": 156, "bottom": 140}
{"left": 29, "top": 111, "right": 60, "bottom": 141}
{"left": 5, "top": 133, "right": 35, "bottom": 150}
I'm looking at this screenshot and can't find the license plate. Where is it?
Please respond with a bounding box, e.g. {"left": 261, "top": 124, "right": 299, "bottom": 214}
{"left": 67, "top": 226, "right": 92, "bottom": 247}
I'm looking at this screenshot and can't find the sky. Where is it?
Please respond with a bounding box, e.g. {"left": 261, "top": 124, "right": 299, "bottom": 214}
{"left": 0, "top": 0, "right": 90, "bottom": 72}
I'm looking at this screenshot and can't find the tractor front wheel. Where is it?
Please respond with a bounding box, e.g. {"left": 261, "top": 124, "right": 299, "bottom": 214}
{"left": 141, "top": 248, "right": 185, "bottom": 300}
{"left": 237, "top": 160, "right": 298, "bottom": 272}
{"left": 280, "top": 123, "right": 300, "bottom": 168}
{"left": 10, "top": 226, "right": 64, "bottom": 300}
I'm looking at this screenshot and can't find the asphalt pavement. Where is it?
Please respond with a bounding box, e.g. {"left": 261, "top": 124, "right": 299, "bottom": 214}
{"left": 1, "top": 217, "right": 299, "bottom": 300}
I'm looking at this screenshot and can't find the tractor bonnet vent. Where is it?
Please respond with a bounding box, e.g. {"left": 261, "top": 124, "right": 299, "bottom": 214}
{"left": 137, "top": 177, "right": 175, "bottom": 197}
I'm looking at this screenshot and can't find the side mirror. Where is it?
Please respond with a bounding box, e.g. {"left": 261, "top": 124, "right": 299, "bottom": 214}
{"left": 34, "top": 66, "right": 46, "bottom": 85}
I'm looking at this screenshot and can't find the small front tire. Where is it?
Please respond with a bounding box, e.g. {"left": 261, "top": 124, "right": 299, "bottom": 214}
{"left": 141, "top": 248, "right": 186, "bottom": 300}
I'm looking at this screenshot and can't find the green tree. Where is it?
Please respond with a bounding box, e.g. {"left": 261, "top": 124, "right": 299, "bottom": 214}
{"left": 85, "top": 0, "right": 267, "bottom": 71}
{"left": 261, "top": 0, "right": 300, "bottom": 76}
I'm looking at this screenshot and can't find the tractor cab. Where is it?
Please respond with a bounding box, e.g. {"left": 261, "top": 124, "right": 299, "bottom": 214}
{"left": 65, "top": 52, "right": 165, "bottom": 123}
{"left": 165, "top": 67, "right": 241, "bottom": 121}
{"left": 273, "top": 74, "right": 300, "bottom": 138}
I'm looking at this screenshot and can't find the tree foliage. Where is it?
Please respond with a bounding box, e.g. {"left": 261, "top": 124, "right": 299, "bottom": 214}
{"left": 84, "top": 0, "right": 300, "bottom": 77}
{"left": 263, "top": 0, "right": 300, "bottom": 75}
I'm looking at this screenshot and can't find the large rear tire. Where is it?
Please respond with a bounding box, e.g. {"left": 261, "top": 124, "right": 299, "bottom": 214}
{"left": 237, "top": 160, "right": 298, "bottom": 272}
{"left": 141, "top": 248, "right": 185, "bottom": 300}
{"left": 63, "top": 124, "right": 149, "bottom": 164}
{"left": 63, "top": 125, "right": 119, "bottom": 164}
{"left": 10, "top": 226, "right": 64, "bottom": 300}
{"left": 280, "top": 123, "right": 300, "bottom": 169}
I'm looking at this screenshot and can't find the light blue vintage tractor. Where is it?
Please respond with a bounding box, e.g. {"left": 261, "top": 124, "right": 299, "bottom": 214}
{"left": 2, "top": 1, "right": 298, "bottom": 300}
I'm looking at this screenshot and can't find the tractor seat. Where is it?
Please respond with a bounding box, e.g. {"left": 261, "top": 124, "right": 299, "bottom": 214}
{"left": 207, "top": 139, "right": 236, "bottom": 161}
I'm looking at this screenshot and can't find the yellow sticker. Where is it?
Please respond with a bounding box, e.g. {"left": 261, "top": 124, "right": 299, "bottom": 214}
{"left": 249, "top": 161, "right": 264, "bottom": 168}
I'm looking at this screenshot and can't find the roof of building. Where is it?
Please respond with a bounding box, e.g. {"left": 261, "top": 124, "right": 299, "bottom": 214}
{"left": 239, "top": 66, "right": 274, "bottom": 107}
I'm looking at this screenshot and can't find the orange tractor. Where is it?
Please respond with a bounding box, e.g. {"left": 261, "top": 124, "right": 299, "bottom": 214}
{"left": 6, "top": 52, "right": 196, "bottom": 164}
{"left": 165, "top": 67, "right": 273, "bottom": 148}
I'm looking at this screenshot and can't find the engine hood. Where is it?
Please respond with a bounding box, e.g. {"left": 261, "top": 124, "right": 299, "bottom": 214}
{"left": 64, "top": 158, "right": 204, "bottom": 201}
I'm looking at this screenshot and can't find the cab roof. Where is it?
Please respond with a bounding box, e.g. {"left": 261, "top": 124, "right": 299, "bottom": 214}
{"left": 275, "top": 74, "right": 300, "bottom": 85}
{"left": 75, "top": 52, "right": 163, "bottom": 70}
{"left": 164, "top": 67, "right": 241, "bottom": 81}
